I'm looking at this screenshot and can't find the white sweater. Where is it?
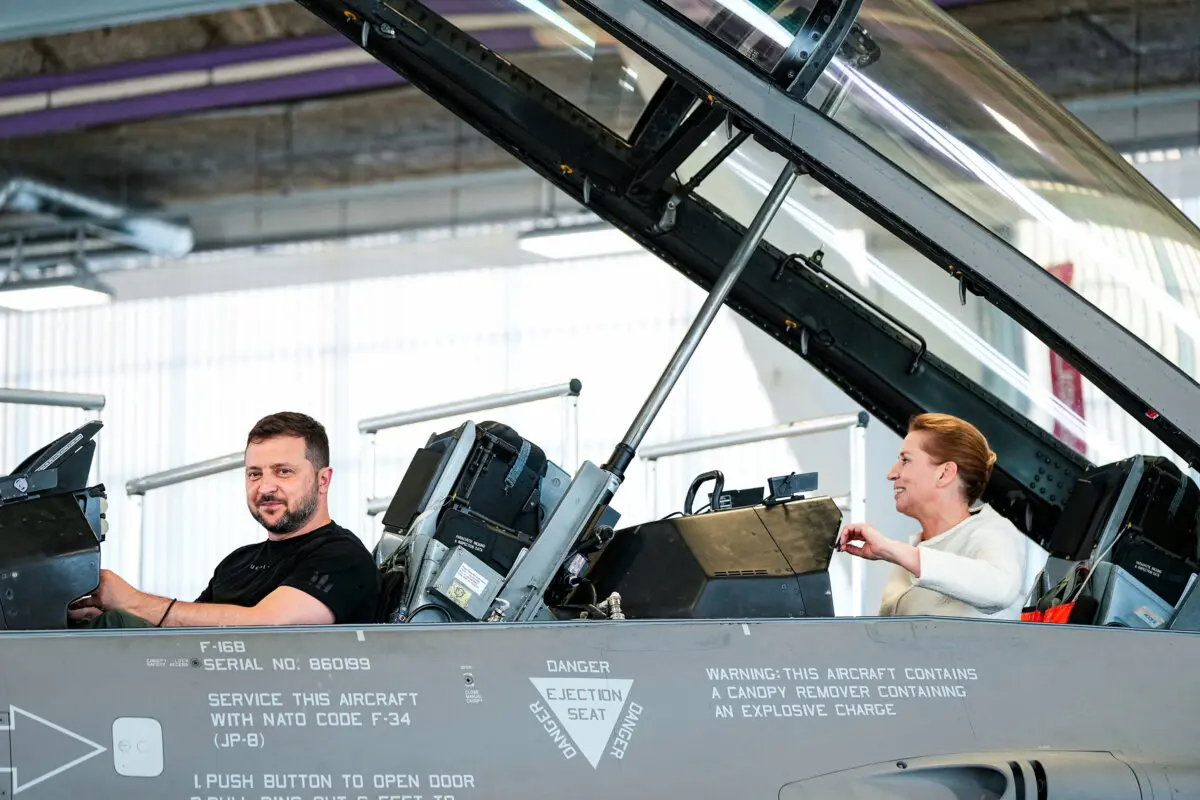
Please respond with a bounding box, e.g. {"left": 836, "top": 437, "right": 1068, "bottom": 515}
{"left": 877, "top": 504, "right": 1048, "bottom": 620}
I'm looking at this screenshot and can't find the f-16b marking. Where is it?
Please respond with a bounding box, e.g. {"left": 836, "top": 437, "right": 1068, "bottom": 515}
{"left": 0, "top": 705, "right": 107, "bottom": 794}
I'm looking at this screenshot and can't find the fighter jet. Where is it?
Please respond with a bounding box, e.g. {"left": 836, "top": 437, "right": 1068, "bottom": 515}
{"left": 1, "top": 0, "right": 1199, "bottom": 796}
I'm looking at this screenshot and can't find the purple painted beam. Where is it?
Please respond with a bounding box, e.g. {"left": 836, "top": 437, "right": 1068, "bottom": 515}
{"left": 0, "top": 0, "right": 1000, "bottom": 100}
{"left": 0, "top": 33, "right": 345, "bottom": 99}
{"left": 0, "top": 26, "right": 540, "bottom": 139}
{"left": 0, "top": 0, "right": 1002, "bottom": 138}
{"left": 0, "top": 63, "right": 404, "bottom": 138}
{"left": 0, "top": 0, "right": 519, "bottom": 100}
{"left": 0, "top": 0, "right": 998, "bottom": 98}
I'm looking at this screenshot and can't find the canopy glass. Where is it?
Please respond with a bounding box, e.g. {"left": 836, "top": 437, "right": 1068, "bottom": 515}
{"left": 462, "top": 0, "right": 1200, "bottom": 467}
{"left": 613, "top": 0, "right": 1200, "bottom": 468}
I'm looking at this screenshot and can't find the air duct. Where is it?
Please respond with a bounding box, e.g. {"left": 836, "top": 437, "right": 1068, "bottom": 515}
{"left": 0, "top": 176, "right": 194, "bottom": 259}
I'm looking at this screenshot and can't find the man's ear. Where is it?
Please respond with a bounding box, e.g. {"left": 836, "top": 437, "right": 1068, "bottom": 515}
{"left": 317, "top": 466, "right": 333, "bottom": 494}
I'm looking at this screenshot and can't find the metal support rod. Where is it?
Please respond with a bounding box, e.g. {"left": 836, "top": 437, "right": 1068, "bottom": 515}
{"left": 640, "top": 413, "right": 865, "bottom": 460}
{"left": 645, "top": 458, "right": 659, "bottom": 520}
{"left": 125, "top": 452, "right": 244, "bottom": 496}
{"left": 848, "top": 417, "right": 868, "bottom": 616}
{"left": 131, "top": 493, "right": 146, "bottom": 589}
{"left": 87, "top": 407, "right": 104, "bottom": 484}
{"left": 561, "top": 393, "right": 579, "bottom": 474}
{"left": 361, "top": 430, "right": 377, "bottom": 537}
{"left": 605, "top": 162, "right": 801, "bottom": 479}
{"left": 358, "top": 379, "right": 582, "bottom": 434}
{"left": 367, "top": 496, "right": 391, "bottom": 517}
{"left": 0, "top": 387, "right": 106, "bottom": 410}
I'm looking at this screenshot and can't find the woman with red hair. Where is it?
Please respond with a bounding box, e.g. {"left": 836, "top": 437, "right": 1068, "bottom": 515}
{"left": 837, "top": 413, "right": 1045, "bottom": 620}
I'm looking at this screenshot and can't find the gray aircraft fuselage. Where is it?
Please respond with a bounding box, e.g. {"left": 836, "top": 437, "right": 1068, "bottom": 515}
{"left": 1, "top": 616, "right": 1196, "bottom": 799}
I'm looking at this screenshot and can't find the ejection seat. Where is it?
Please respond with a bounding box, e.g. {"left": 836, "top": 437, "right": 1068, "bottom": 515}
{"left": 1023, "top": 456, "right": 1200, "bottom": 630}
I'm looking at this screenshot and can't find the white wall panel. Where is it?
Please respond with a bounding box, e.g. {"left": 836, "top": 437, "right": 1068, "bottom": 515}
{"left": 0, "top": 248, "right": 821, "bottom": 607}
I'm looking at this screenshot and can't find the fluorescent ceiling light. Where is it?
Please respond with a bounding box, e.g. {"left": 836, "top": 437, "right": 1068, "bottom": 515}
{"left": 518, "top": 226, "right": 643, "bottom": 259}
{"left": 0, "top": 278, "right": 113, "bottom": 312}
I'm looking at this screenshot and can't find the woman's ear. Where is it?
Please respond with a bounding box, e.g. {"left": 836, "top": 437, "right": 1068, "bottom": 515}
{"left": 937, "top": 461, "right": 959, "bottom": 489}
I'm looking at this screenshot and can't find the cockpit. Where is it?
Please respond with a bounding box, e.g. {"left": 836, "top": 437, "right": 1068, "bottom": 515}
{"left": 365, "top": 413, "right": 1200, "bottom": 631}
{"left": 2, "top": 411, "right": 1197, "bottom": 635}
{"left": 293, "top": 0, "right": 1200, "bottom": 630}
{"left": 4, "top": 0, "right": 1200, "bottom": 636}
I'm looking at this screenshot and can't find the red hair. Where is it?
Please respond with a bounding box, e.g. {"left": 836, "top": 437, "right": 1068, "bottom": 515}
{"left": 909, "top": 413, "right": 996, "bottom": 504}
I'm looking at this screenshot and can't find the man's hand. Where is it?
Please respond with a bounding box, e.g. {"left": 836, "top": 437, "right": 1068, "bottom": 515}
{"left": 157, "top": 587, "right": 336, "bottom": 628}
{"left": 68, "top": 569, "right": 150, "bottom": 623}
{"left": 68, "top": 569, "right": 337, "bottom": 628}
{"left": 67, "top": 596, "right": 102, "bottom": 623}
{"left": 94, "top": 569, "right": 142, "bottom": 611}
{"left": 837, "top": 523, "right": 922, "bottom": 577}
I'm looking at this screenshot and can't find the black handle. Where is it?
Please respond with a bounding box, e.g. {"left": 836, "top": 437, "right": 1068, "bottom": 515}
{"left": 685, "top": 470, "right": 724, "bottom": 515}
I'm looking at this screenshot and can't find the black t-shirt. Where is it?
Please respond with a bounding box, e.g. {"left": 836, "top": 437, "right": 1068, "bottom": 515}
{"left": 195, "top": 522, "right": 380, "bottom": 624}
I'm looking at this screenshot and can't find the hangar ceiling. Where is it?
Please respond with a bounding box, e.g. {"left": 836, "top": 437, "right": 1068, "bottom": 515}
{"left": 0, "top": 0, "right": 1198, "bottom": 272}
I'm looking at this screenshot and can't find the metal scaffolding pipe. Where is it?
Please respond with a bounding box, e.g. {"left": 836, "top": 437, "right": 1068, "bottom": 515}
{"left": 358, "top": 379, "right": 582, "bottom": 434}
{"left": 640, "top": 412, "right": 866, "bottom": 461}
{"left": 125, "top": 452, "right": 243, "bottom": 496}
{"left": 0, "top": 387, "right": 106, "bottom": 411}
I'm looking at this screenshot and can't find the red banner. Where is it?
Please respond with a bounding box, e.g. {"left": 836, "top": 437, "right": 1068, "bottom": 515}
{"left": 1047, "top": 263, "right": 1087, "bottom": 455}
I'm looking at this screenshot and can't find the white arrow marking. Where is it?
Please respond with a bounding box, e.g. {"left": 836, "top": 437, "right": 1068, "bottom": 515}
{"left": 0, "top": 705, "right": 107, "bottom": 794}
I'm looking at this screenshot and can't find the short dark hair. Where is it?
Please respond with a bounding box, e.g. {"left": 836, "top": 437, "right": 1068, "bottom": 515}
{"left": 246, "top": 412, "right": 330, "bottom": 470}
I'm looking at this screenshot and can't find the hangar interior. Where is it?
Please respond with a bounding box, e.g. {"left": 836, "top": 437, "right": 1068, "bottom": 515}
{"left": 1, "top": 0, "right": 1199, "bottom": 618}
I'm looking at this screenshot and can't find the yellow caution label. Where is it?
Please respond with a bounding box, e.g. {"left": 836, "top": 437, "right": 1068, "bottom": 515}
{"left": 447, "top": 581, "right": 473, "bottom": 609}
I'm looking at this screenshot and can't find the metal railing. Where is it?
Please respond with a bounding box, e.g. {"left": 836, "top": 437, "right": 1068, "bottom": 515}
{"left": 2, "top": 386, "right": 107, "bottom": 482}
{"left": 0, "top": 387, "right": 106, "bottom": 411}
{"left": 125, "top": 452, "right": 245, "bottom": 587}
{"left": 639, "top": 411, "right": 869, "bottom": 616}
{"left": 360, "top": 379, "right": 582, "bottom": 531}
{"left": 126, "top": 452, "right": 245, "bottom": 496}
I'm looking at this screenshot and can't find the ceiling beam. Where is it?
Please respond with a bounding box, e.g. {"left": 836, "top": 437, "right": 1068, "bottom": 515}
{"left": 0, "top": 0, "right": 997, "bottom": 44}
{"left": 0, "top": 0, "right": 280, "bottom": 44}
{"left": 1065, "top": 84, "right": 1200, "bottom": 113}
{"left": 0, "top": 27, "right": 547, "bottom": 139}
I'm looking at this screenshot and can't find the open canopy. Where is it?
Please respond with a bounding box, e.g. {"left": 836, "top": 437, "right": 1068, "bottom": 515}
{"left": 664, "top": 0, "right": 1200, "bottom": 455}
{"left": 294, "top": 0, "right": 1200, "bottom": 540}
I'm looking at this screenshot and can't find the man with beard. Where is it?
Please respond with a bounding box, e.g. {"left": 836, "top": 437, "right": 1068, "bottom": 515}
{"left": 69, "top": 412, "right": 380, "bottom": 628}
